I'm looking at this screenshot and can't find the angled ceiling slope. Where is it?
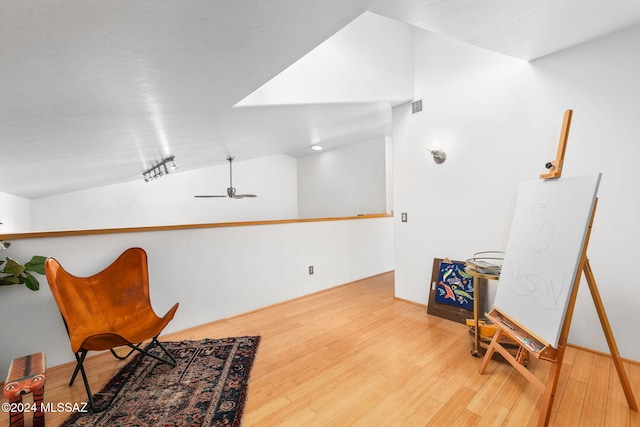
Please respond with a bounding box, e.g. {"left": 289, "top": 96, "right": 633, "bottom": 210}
{"left": 2, "top": 0, "right": 640, "bottom": 199}
{"left": 370, "top": 0, "right": 640, "bottom": 61}
{"left": 0, "top": 0, "right": 372, "bottom": 199}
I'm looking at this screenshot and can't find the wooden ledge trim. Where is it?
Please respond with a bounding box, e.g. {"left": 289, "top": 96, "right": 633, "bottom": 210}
{"left": 0, "top": 213, "right": 392, "bottom": 240}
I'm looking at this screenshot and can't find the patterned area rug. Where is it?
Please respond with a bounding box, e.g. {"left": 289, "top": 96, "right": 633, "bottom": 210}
{"left": 61, "top": 336, "right": 260, "bottom": 427}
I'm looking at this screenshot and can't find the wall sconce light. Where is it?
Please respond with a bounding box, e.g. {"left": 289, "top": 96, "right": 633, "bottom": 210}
{"left": 143, "top": 155, "right": 177, "bottom": 182}
{"left": 429, "top": 149, "right": 446, "bottom": 164}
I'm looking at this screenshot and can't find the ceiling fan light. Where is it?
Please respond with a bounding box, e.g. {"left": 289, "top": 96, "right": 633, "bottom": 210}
{"left": 311, "top": 144, "right": 323, "bottom": 151}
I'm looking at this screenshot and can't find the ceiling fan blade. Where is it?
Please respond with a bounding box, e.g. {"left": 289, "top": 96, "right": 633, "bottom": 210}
{"left": 194, "top": 157, "right": 259, "bottom": 199}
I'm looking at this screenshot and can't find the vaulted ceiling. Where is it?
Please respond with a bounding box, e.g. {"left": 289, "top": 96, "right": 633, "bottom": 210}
{"left": 2, "top": 0, "right": 639, "bottom": 199}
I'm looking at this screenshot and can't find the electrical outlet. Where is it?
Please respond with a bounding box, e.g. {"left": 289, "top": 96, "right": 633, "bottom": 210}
{"left": 309, "top": 265, "right": 314, "bottom": 275}
{"left": 401, "top": 212, "right": 408, "bottom": 222}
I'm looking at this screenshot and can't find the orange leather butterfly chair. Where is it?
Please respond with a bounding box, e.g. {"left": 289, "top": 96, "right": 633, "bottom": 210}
{"left": 45, "top": 247, "right": 179, "bottom": 412}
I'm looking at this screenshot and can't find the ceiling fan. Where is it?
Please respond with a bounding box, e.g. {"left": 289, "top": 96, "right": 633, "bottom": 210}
{"left": 194, "top": 157, "right": 257, "bottom": 199}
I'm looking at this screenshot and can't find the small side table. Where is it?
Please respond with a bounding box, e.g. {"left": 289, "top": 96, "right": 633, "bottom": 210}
{"left": 4, "top": 352, "right": 46, "bottom": 427}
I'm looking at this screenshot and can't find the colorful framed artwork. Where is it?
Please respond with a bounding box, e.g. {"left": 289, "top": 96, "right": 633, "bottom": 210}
{"left": 427, "top": 258, "right": 475, "bottom": 324}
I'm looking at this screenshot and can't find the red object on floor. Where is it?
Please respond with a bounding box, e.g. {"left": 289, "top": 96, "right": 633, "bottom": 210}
{"left": 4, "top": 352, "right": 46, "bottom": 427}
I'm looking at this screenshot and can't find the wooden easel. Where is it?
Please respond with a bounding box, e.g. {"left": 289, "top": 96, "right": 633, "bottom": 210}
{"left": 539, "top": 109, "right": 572, "bottom": 180}
{"left": 479, "top": 109, "right": 637, "bottom": 426}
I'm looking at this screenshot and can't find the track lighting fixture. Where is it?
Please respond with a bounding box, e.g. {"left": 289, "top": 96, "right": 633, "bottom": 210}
{"left": 143, "top": 156, "right": 177, "bottom": 182}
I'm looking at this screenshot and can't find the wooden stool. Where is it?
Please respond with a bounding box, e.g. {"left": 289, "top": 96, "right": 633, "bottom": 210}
{"left": 3, "top": 353, "right": 46, "bottom": 427}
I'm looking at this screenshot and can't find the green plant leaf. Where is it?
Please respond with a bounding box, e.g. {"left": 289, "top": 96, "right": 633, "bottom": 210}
{"left": 0, "top": 276, "right": 21, "bottom": 286}
{"left": 25, "top": 256, "right": 47, "bottom": 275}
{"left": 24, "top": 272, "right": 40, "bottom": 291}
{"left": 1, "top": 250, "right": 46, "bottom": 291}
{"left": 2, "top": 257, "right": 25, "bottom": 276}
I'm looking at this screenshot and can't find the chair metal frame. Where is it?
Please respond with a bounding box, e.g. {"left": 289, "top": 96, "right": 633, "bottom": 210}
{"left": 61, "top": 317, "right": 177, "bottom": 412}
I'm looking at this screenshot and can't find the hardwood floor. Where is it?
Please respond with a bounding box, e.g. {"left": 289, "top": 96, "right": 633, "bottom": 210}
{"left": 2, "top": 271, "right": 638, "bottom": 426}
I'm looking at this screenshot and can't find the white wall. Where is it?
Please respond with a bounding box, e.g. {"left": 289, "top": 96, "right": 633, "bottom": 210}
{"left": 238, "top": 11, "right": 413, "bottom": 106}
{"left": 0, "top": 216, "right": 393, "bottom": 375}
{"left": 30, "top": 155, "right": 298, "bottom": 231}
{"left": 393, "top": 25, "right": 640, "bottom": 361}
{"left": 0, "top": 191, "right": 31, "bottom": 233}
{"left": 297, "top": 137, "right": 388, "bottom": 218}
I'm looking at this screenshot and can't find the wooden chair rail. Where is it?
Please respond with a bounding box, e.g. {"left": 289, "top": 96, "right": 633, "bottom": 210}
{"left": 0, "top": 213, "right": 391, "bottom": 240}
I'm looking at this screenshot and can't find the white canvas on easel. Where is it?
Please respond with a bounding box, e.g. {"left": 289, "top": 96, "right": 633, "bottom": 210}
{"left": 492, "top": 173, "right": 601, "bottom": 347}
{"left": 480, "top": 111, "right": 636, "bottom": 427}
